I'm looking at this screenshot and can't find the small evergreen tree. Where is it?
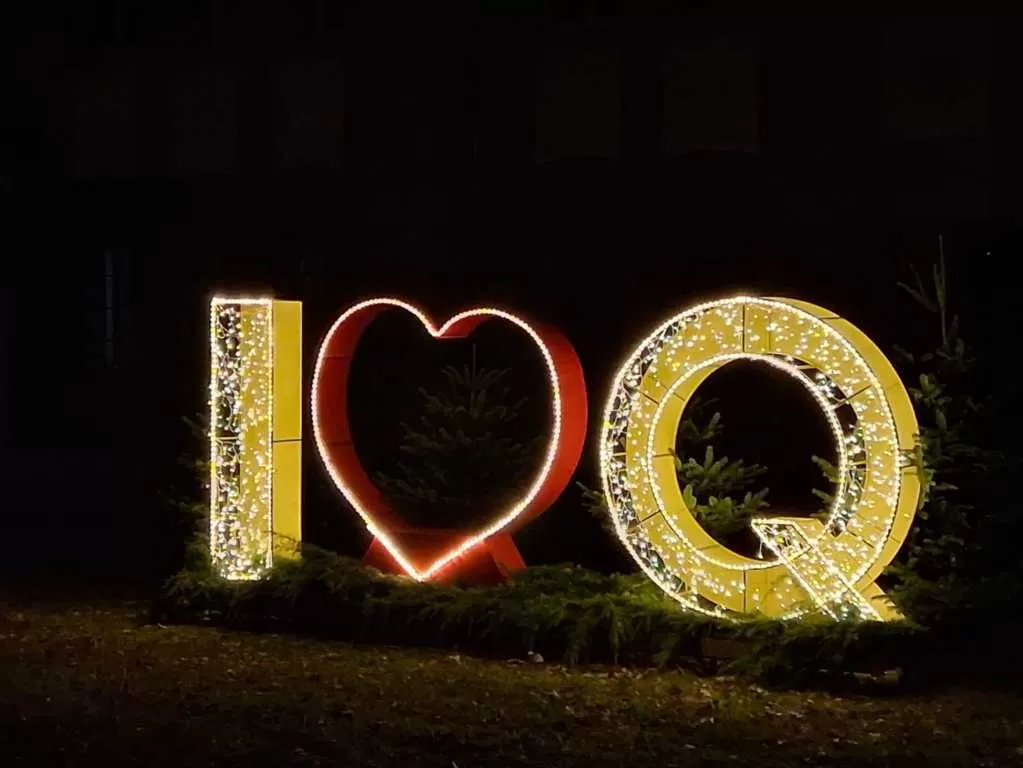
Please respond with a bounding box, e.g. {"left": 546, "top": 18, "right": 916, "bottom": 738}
{"left": 809, "top": 239, "right": 1018, "bottom": 623}
{"left": 882, "top": 241, "right": 1012, "bottom": 622}
{"left": 671, "top": 397, "right": 770, "bottom": 549}
{"left": 374, "top": 362, "right": 542, "bottom": 530}
{"left": 158, "top": 414, "right": 213, "bottom": 580}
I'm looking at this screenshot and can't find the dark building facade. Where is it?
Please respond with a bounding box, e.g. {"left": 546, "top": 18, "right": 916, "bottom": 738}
{"left": 5, "top": 6, "right": 1019, "bottom": 581}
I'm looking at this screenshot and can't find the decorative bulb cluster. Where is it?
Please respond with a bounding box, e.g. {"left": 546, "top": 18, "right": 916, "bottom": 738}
{"left": 209, "top": 298, "right": 275, "bottom": 580}
{"left": 600, "top": 296, "right": 916, "bottom": 621}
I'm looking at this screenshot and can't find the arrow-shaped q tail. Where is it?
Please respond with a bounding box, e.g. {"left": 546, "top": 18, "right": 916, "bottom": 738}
{"left": 751, "top": 517, "right": 892, "bottom": 621}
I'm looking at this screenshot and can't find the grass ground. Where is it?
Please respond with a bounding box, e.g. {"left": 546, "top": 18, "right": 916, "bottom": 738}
{"left": 2, "top": 596, "right": 1022, "bottom": 767}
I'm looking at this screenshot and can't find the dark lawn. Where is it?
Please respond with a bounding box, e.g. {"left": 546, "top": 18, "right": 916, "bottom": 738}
{"left": 2, "top": 596, "right": 1022, "bottom": 767}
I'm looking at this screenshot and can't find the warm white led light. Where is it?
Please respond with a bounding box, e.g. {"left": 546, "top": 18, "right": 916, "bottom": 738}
{"left": 599, "top": 296, "right": 920, "bottom": 621}
{"left": 312, "top": 298, "right": 578, "bottom": 582}
{"left": 209, "top": 297, "right": 275, "bottom": 580}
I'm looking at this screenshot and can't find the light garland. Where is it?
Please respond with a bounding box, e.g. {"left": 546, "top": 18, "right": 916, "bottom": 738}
{"left": 311, "top": 298, "right": 588, "bottom": 582}
{"left": 599, "top": 296, "right": 921, "bottom": 621}
{"left": 209, "top": 297, "right": 302, "bottom": 581}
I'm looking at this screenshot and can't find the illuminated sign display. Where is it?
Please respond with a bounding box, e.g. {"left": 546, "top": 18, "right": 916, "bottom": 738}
{"left": 599, "top": 296, "right": 921, "bottom": 621}
{"left": 207, "top": 292, "right": 921, "bottom": 622}
{"left": 209, "top": 298, "right": 302, "bottom": 580}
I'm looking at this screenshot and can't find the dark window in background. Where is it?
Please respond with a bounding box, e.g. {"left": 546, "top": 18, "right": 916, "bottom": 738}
{"left": 275, "top": 59, "right": 344, "bottom": 170}
{"left": 882, "top": 17, "right": 990, "bottom": 141}
{"left": 663, "top": 36, "right": 758, "bottom": 155}
{"left": 536, "top": 41, "right": 621, "bottom": 162}
{"left": 880, "top": 17, "right": 992, "bottom": 221}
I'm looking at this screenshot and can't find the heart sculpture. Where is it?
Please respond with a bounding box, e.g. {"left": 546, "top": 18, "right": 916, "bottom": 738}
{"left": 312, "top": 298, "right": 588, "bottom": 582}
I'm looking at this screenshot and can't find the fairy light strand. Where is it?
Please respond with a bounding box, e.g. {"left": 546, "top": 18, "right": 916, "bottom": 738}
{"left": 599, "top": 296, "right": 918, "bottom": 621}
{"left": 209, "top": 297, "right": 275, "bottom": 580}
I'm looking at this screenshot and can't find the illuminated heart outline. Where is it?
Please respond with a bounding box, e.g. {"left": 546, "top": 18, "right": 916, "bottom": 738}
{"left": 312, "top": 298, "right": 588, "bottom": 581}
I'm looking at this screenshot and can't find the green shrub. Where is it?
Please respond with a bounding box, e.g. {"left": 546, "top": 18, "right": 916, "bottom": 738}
{"left": 156, "top": 548, "right": 925, "bottom": 688}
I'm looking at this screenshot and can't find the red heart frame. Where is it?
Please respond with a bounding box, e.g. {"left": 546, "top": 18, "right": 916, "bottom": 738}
{"left": 312, "top": 298, "right": 588, "bottom": 581}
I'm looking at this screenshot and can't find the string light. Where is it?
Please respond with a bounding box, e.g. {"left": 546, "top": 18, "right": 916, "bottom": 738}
{"left": 599, "top": 296, "right": 921, "bottom": 621}
{"left": 311, "top": 298, "right": 588, "bottom": 582}
{"left": 209, "top": 297, "right": 275, "bottom": 580}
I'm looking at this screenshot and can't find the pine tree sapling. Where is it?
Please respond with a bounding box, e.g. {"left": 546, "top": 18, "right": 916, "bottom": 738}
{"left": 884, "top": 240, "right": 1012, "bottom": 623}
{"left": 577, "top": 482, "right": 616, "bottom": 537}
{"left": 374, "top": 364, "right": 542, "bottom": 530}
{"left": 809, "top": 455, "right": 840, "bottom": 522}
{"left": 159, "top": 414, "right": 214, "bottom": 580}
{"left": 671, "top": 396, "right": 770, "bottom": 552}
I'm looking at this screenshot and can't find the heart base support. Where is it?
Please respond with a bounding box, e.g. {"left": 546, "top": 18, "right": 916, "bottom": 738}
{"left": 362, "top": 531, "right": 526, "bottom": 585}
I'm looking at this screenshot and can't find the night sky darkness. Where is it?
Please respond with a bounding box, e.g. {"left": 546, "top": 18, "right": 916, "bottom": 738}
{"left": 2, "top": 6, "right": 1019, "bottom": 583}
